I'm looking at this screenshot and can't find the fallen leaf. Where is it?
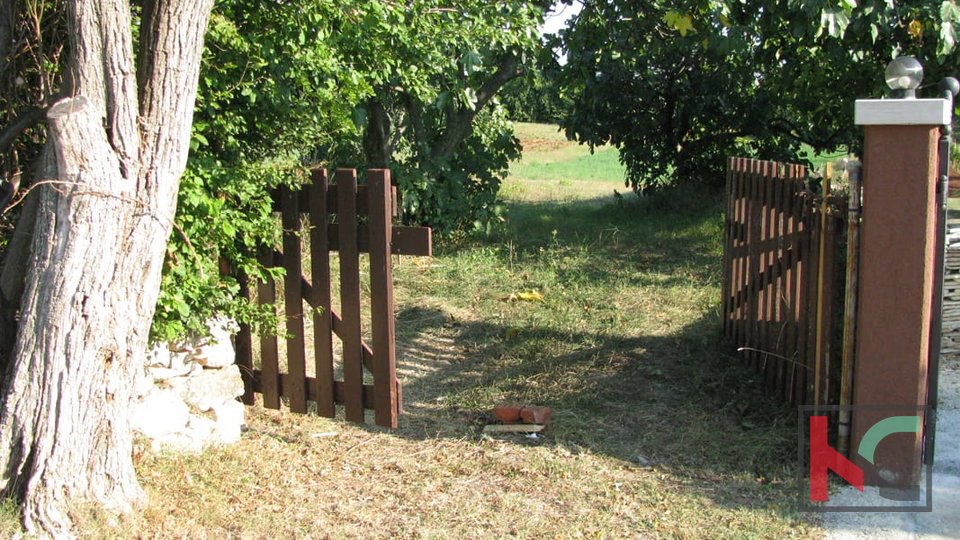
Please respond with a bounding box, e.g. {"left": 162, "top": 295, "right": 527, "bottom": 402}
{"left": 514, "top": 290, "right": 544, "bottom": 302}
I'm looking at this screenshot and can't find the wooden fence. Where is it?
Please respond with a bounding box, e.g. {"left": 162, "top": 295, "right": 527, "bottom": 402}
{"left": 234, "top": 168, "right": 431, "bottom": 428}
{"left": 721, "top": 157, "right": 852, "bottom": 407}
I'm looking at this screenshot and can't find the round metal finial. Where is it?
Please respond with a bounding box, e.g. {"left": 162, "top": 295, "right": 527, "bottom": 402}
{"left": 885, "top": 56, "right": 923, "bottom": 98}
{"left": 940, "top": 77, "right": 960, "bottom": 98}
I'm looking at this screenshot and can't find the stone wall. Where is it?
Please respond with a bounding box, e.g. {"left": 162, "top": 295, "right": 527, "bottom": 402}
{"left": 131, "top": 317, "right": 245, "bottom": 452}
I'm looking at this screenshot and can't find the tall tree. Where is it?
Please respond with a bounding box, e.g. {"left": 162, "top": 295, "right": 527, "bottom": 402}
{"left": 0, "top": 0, "right": 214, "bottom": 534}
{"left": 554, "top": 0, "right": 960, "bottom": 191}
{"left": 336, "top": 0, "right": 544, "bottom": 231}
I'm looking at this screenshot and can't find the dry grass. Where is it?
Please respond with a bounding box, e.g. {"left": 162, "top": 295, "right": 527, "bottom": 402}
{"left": 106, "top": 408, "right": 782, "bottom": 539}
{"left": 2, "top": 125, "right": 821, "bottom": 538}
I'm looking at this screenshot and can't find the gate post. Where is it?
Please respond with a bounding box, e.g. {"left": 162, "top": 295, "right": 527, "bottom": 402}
{"left": 852, "top": 58, "right": 952, "bottom": 492}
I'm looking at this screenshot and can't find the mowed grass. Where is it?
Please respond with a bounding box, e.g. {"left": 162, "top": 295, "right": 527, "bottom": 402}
{"left": 503, "top": 123, "right": 627, "bottom": 202}
{"left": 2, "top": 125, "right": 817, "bottom": 538}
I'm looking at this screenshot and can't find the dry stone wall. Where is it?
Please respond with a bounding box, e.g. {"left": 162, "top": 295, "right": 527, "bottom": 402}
{"left": 131, "top": 317, "right": 245, "bottom": 452}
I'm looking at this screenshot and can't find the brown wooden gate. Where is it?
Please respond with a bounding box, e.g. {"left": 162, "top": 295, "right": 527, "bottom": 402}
{"left": 234, "top": 168, "right": 431, "bottom": 428}
{"left": 721, "top": 157, "right": 849, "bottom": 407}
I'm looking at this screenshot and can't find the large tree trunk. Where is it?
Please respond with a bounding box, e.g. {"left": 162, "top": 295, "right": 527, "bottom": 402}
{"left": 0, "top": 0, "right": 213, "bottom": 535}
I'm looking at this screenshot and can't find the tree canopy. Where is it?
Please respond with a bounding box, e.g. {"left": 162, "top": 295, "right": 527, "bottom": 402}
{"left": 2, "top": 1, "right": 549, "bottom": 342}
{"left": 553, "top": 0, "right": 960, "bottom": 191}
{"left": 155, "top": 0, "right": 547, "bottom": 340}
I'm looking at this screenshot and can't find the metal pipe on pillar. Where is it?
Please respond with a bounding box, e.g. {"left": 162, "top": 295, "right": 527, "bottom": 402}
{"left": 925, "top": 76, "right": 959, "bottom": 465}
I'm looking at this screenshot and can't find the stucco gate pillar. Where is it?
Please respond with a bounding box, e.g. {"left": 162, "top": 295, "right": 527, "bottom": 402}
{"left": 851, "top": 61, "right": 954, "bottom": 494}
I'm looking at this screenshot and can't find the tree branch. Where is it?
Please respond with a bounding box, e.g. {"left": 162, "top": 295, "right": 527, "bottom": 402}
{"left": 362, "top": 95, "right": 392, "bottom": 169}
{"left": 0, "top": 0, "right": 13, "bottom": 77}
{"left": 767, "top": 116, "right": 846, "bottom": 151}
{"left": 430, "top": 53, "right": 524, "bottom": 160}
{"left": 399, "top": 90, "right": 426, "bottom": 152}
{"left": 0, "top": 106, "right": 45, "bottom": 157}
{"left": 66, "top": 0, "right": 137, "bottom": 161}
{"left": 474, "top": 53, "right": 524, "bottom": 111}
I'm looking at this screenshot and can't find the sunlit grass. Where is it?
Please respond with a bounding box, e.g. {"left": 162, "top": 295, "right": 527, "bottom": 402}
{"left": 505, "top": 122, "right": 627, "bottom": 202}
{"left": 0, "top": 498, "right": 18, "bottom": 537}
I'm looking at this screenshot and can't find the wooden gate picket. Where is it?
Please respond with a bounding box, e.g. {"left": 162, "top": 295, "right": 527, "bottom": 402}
{"left": 235, "top": 168, "right": 432, "bottom": 428}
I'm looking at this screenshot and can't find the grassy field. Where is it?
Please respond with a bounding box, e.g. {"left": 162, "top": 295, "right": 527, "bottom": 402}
{"left": 1, "top": 123, "right": 817, "bottom": 538}
{"left": 503, "top": 123, "right": 626, "bottom": 202}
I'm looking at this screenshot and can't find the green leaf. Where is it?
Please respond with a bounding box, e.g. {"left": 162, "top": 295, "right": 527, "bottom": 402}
{"left": 460, "top": 88, "right": 478, "bottom": 110}
{"left": 463, "top": 49, "right": 483, "bottom": 74}
{"left": 818, "top": 8, "right": 851, "bottom": 38}
{"left": 352, "top": 106, "right": 368, "bottom": 129}
{"left": 941, "top": 21, "right": 957, "bottom": 56}
{"left": 943, "top": 1, "right": 960, "bottom": 22}
{"left": 663, "top": 10, "right": 696, "bottom": 37}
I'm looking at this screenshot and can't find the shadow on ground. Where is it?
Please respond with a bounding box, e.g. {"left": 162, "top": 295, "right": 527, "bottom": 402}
{"left": 375, "top": 189, "right": 802, "bottom": 513}
{"left": 393, "top": 307, "right": 797, "bottom": 475}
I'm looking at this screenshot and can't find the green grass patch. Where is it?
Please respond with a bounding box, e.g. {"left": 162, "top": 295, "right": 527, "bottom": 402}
{"left": 0, "top": 498, "right": 19, "bottom": 537}
{"left": 505, "top": 123, "right": 627, "bottom": 202}
{"left": 382, "top": 182, "right": 814, "bottom": 536}
{"left": 510, "top": 147, "right": 624, "bottom": 183}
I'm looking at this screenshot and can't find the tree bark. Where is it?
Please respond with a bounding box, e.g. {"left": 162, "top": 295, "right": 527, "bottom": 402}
{"left": 0, "top": 169, "right": 39, "bottom": 373}
{"left": 363, "top": 96, "right": 393, "bottom": 169}
{"left": 0, "top": 0, "right": 213, "bottom": 535}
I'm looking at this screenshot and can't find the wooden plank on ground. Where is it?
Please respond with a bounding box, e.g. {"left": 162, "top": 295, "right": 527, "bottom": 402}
{"left": 309, "top": 169, "right": 336, "bottom": 417}
{"left": 337, "top": 169, "right": 366, "bottom": 422}
{"left": 482, "top": 424, "right": 546, "bottom": 434}
{"left": 368, "top": 169, "right": 400, "bottom": 428}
